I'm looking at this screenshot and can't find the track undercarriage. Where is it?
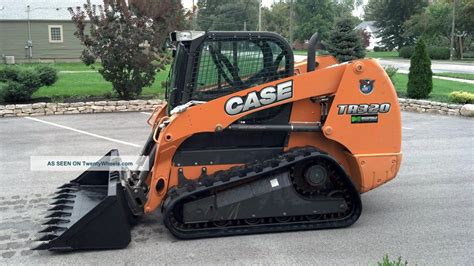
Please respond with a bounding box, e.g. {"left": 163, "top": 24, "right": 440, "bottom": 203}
{"left": 164, "top": 147, "right": 362, "bottom": 239}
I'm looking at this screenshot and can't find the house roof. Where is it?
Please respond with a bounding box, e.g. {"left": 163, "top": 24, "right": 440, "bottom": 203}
{"left": 0, "top": 0, "right": 103, "bottom": 21}
{"left": 355, "top": 21, "right": 380, "bottom": 33}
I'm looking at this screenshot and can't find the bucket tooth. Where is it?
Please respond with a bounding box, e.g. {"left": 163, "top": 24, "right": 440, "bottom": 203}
{"left": 52, "top": 194, "right": 76, "bottom": 200}
{"left": 35, "top": 234, "right": 58, "bottom": 241}
{"left": 42, "top": 218, "right": 70, "bottom": 225}
{"left": 57, "top": 183, "right": 76, "bottom": 189}
{"left": 39, "top": 226, "right": 67, "bottom": 233}
{"left": 45, "top": 211, "right": 72, "bottom": 218}
{"left": 56, "top": 188, "right": 78, "bottom": 194}
{"left": 48, "top": 205, "right": 73, "bottom": 211}
{"left": 50, "top": 199, "right": 74, "bottom": 205}
{"left": 31, "top": 242, "right": 50, "bottom": 250}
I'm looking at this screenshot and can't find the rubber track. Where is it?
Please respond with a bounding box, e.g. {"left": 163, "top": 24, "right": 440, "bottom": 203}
{"left": 162, "top": 147, "right": 362, "bottom": 239}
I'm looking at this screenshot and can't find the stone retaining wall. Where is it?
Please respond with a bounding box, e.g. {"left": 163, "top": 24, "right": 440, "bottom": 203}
{"left": 398, "top": 98, "right": 464, "bottom": 116}
{"left": 0, "top": 100, "right": 163, "bottom": 117}
{"left": 0, "top": 98, "right": 472, "bottom": 118}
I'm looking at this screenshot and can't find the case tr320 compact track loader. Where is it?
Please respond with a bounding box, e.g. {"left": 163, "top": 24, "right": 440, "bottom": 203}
{"left": 33, "top": 31, "right": 402, "bottom": 251}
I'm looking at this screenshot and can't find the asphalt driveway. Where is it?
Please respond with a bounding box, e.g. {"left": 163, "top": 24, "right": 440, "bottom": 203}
{"left": 0, "top": 111, "right": 472, "bottom": 264}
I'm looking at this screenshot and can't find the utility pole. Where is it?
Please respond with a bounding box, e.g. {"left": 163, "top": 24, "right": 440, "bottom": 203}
{"left": 449, "top": 0, "right": 456, "bottom": 61}
{"left": 26, "top": 5, "right": 32, "bottom": 60}
{"left": 258, "top": 0, "right": 262, "bottom": 31}
{"left": 191, "top": 0, "right": 197, "bottom": 30}
{"left": 289, "top": 0, "right": 294, "bottom": 46}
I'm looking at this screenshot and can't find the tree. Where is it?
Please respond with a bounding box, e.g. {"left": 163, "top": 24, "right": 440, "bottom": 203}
{"left": 294, "top": 0, "right": 336, "bottom": 42}
{"left": 196, "top": 0, "right": 259, "bottom": 31}
{"left": 262, "top": 2, "right": 290, "bottom": 38}
{"left": 326, "top": 18, "right": 365, "bottom": 62}
{"left": 365, "top": 0, "right": 428, "bottom": 50}
{"left": 358, "top": 29, "right": 371, "bottom": 48}
{"left": 407, "top": 39, "right": 432, "bottom": 99}
{"left": 404, "top": 0, "right": 474, "bottom": 58}
{"left": 68, "top": 0, "right": 183, "bottom": 99}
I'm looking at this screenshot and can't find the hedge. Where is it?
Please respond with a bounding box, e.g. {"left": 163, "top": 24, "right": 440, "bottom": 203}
{"left": 399, "top": 46, "right": 450, "bottom": 60}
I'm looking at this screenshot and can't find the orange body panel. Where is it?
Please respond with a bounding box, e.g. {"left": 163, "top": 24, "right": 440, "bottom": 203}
{"left": 144, "top": 58, "right": 402, "bottom": 214}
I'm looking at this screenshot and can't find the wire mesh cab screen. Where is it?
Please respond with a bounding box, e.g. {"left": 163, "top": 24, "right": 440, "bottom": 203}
{"left": 191, "top": 35, "right": 293, "bottom": 101}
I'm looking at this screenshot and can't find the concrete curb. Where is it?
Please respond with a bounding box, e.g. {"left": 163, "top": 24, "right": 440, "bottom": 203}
{"left": 0, "top": 98, "right": 472, "bottom": 118}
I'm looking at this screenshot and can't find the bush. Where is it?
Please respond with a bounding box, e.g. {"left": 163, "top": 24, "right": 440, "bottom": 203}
{"left": 429, "top": 46, "right": 450, "bottom": 60}
{"left": 377, "top": 255, "right": 407, "bottom": 266}
{"left": 399, "top": 46, "right": 415, "bottom": 59}
{"left": 448, "top": 91, "right": 474, "bottom": 104}
{"left": 407, "top": 39, "right": 433, "bottom": 99}
{"left": 17, "top": 69, "right": 42, "bottom": 90}
{"left": 0, "top": 67, "right": 21, "bottom": 82}
{"left": 399, "top": 46, "right": 450, "bottom": 60}
{"left": 374, "top": 46, "right": 387, "bottom": 52}
{"left": 384, "top": 65, "right": 398, "bottom": 85}
{"left": 0, "top": 67, "right": 44, "bottom": 103}
{"left": 35, "top": 65, "right": 58, "bottom": 86}
{"left": 1, "top": 81, "right": 30, "bottom": 102}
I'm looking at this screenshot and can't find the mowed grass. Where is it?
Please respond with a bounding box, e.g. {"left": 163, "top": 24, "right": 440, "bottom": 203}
{"left": 19, "top": 62, "right": 101, "bottom": 72}
{"left": 393, "top": 73, "right": 474, "bottom": 102}
{"left": 31, "top": 64, "right": 169, "bottom": 101}
{"left": 365, "top": 50, "right": 399, "bottom": 59}
{"left": 433, "top": 72, "right": 474, "bottom": 81}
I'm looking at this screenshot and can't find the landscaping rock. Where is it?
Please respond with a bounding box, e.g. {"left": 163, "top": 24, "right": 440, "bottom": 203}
{"left": 460, "top": 104, "right": 474, "bottom": 117}
{"left": 15, "top": 104, "right": 32, "bottom": 109}
{"left": 70, "top": 102, "right": 85, "bottom": 107}
{"left": 32, "top": 102, "right": 47, "bottom": 108}
{"left": 94, "top": 101, "right": 107, "bottom": 106}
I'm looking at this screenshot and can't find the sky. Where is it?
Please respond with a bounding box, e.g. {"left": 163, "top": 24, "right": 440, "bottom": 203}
{"left": 181, "top": 0, "right": 367, "bottom": 18}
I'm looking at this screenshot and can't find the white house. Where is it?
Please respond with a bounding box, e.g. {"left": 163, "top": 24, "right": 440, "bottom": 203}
{"left": 355, "top": 21, "right": 381, "bottom": 51}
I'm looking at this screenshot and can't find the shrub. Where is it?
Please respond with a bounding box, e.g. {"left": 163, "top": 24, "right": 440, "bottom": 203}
{"left": 1, "top": 81, "right": 31, "bottom": 102}
{"left": 383, "top": 65, "right": 398, "bottom": 85}
{"left": 374, "top": 46, "right": 387, "bottom": 52}
{"left": 428, "top": 46, "right": 450, "bottom": 60}
{"left": 377, "top": 255, "right": 407, "bottom": 266}
{"left": 17, "top": 69, "right": 42, "bottom": 90}
{"left": 0, "top": 68, "right": 43, "bottom": 103}
{"left": 448, "top": 91, "right": 474, "bottom": 104}
{"left": 35, "top": 65, "right": 58, "bottom": 86}
{"left": 399, "top": 46, "right": 449, "bottom": 60}
{"left": 407, "top": 39, "right": 433, "bottom": 99}
{"left": 399, "top": 46, "right": 415, "bottom": 59}
{"left": 0, "top": 67, "right": 21, "bottom": 82}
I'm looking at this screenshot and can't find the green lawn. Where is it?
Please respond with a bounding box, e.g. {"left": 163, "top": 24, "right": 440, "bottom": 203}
{"left": 19, "top": 62, "right": 101, "bottom": 72}
{"left": 433, "top": 72, "right": 474, "bottom": 81}
{"left": 30, "top": 65, "right": 169, "bottom": 101}
{"left": 365, "top": 51, "right": 399, "bottom": 59}
{"left": 393, "top": 73, "right": 474, "bottom": 103}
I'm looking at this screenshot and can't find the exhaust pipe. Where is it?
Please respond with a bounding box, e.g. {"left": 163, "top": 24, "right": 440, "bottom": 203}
{"left": 307, "top": 32, "right": 320, "bottom": 72}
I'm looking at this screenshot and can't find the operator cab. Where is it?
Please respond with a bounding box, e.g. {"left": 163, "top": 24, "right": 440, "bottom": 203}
{"left": 167, "top": 31, "right": 294, "bottom": 110}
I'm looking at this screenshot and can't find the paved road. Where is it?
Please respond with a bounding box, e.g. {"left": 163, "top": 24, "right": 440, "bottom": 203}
{"left": 294, "top": 55, "right": 474, "bottom": 74}
{"left": 0, "top": 112, "right": 473, "bottom": 264}
{"left": 378, "top": 59, "right": 474, "bottom": 74}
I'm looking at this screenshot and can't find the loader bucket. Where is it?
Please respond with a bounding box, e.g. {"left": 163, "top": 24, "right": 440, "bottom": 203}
{"left": 33, "top": 149, "right": 134, "bottom": 251}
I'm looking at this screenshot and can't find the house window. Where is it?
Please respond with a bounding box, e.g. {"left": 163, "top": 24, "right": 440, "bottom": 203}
{"left": 48, "top": 25, "right": 63, "bottom": 43}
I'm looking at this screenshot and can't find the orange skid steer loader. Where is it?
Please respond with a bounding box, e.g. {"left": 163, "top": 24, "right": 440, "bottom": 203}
{"left": 34, "top": 31, "right": 402, "bottom": 251}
